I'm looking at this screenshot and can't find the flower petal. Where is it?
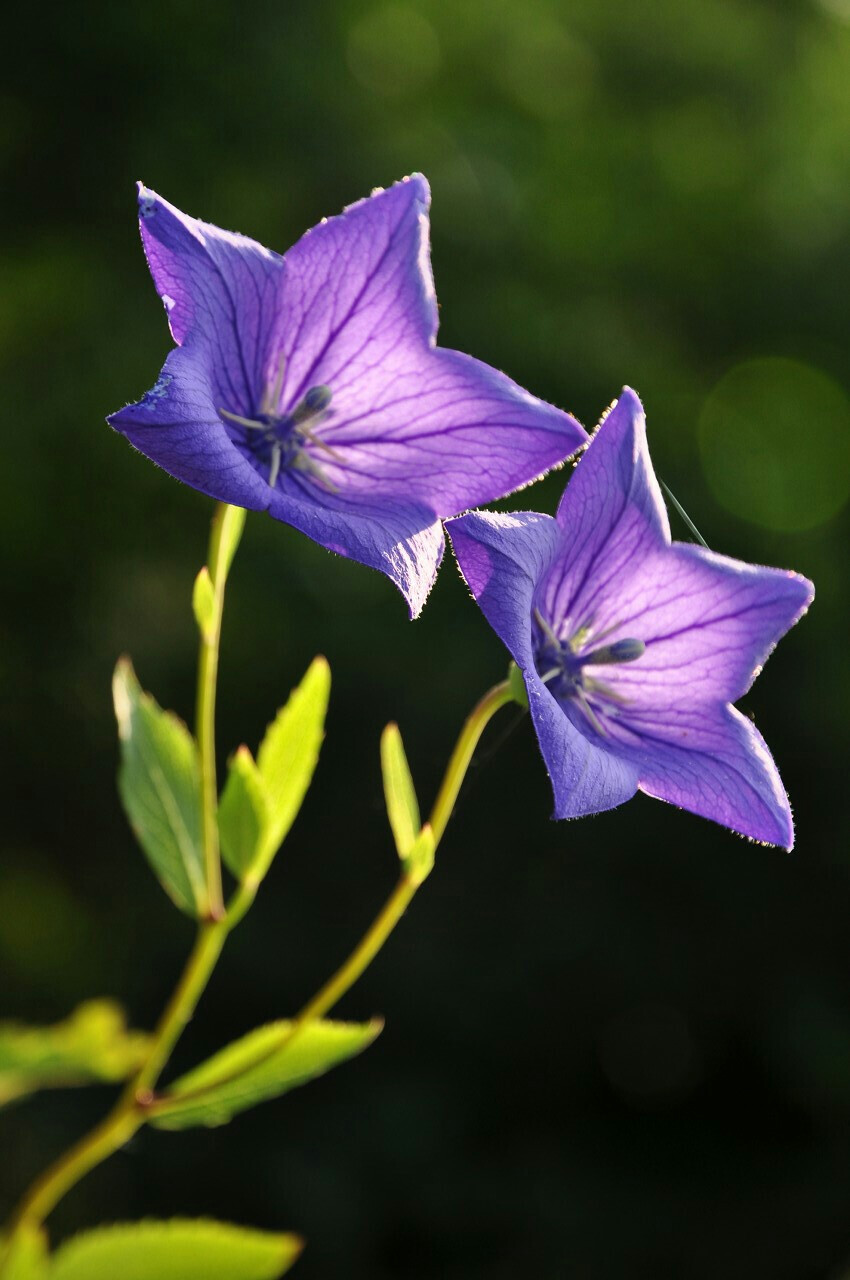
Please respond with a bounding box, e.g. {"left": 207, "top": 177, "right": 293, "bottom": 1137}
{"left": 277, "top": 175, "right": 437, "bottom": 408}
{"left": 315, "top": 346, "right": 586, "bottom": 515}
{"left": 108, "top": 346, "right": 273, "bottom": 511}
{"left": 607, "top": 703, "right": 795, "bottom": 848}
{"left": 136, "top": 184, "right": 284, "bottom": 404}
{"left": 587, "top": 543, "right": 814, "bottom": 707}
{"left": 108, "top": 185, "right": 286, "bottom": 508}
{"left": 527, "top": 670, "right": 639, "bottom": 818}
{"left": 542, "top": 387, "right": 668, "bottom": 631}
{"left": 277, "top": 176, "right": 586, "bottom": 510}
{"left": 270, "top": 486, "right": 444, "bottom": 619}
{"left": 447, "top": 510, "right": 561, "bottom": 667}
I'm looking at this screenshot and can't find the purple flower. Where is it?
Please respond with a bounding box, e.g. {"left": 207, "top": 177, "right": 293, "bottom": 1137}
{"left": 108, "top": 177, "right": 586, "bottom": 616}
{"left": 448, "top": 389, "right": 814, "bottom": 848}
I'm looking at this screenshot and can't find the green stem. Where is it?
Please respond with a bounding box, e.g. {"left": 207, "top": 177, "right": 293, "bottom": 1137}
{"left": 0, "top": 671, "right": 514, "bottom": 1265}
{"left": 149, "top": 678, "right": 516, "bottom": 1112}
{"left": 0, "top": 921, "right": 228, "bottom": 1255}
{"left": 196, "top": 502, "right": 244, "bottom": 920}
{"left": 304, "top": 679, "right": 514, "bottom": 1016}
{"left": 0, "top": 502, "right": 246, "bottom": 1272}
{"left": 428, "top": 680, "right": 513, "bottom": 847}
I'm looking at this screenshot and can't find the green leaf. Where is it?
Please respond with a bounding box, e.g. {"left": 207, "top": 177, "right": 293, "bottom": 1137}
{"left": 151, "top": 1017, "right": 381, "bottom": 1130}
{"left": 48, "top": 1219, "right": 302, "bottom": 1280}
{"left": 192, "top": 567, "right": 216, "bottom": 641}
{"left": 113, "top": 659, "right": 206, "bottom": 916}
{"left": 218, "top": 746, "right": 270, "bottom": 878}
{"left": 380, "top": 723, "right": 420, "bottom": 858}
{"left": 0, "top": 1000, "right": 150, "bottom": 1110}
{"left": 401, "top": 823, "right": 435, "bottom": 888}
{"left": 248, "top": 656, "right": 330, "bottom": 880}
{"left": 0, "top": 1227, "right": 49, "bottom": 1279}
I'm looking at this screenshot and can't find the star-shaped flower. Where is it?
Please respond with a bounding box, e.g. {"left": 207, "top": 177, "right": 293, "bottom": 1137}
{"left": 108, "top": 177, "right": 587, "bottom": 616}
{"left": 447, "top": 389, "right": 814, "bottom": 848}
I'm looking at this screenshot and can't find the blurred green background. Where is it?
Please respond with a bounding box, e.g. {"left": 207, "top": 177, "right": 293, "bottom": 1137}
{"left": 2, "top": 0, "right": 850, "bottom": 1276}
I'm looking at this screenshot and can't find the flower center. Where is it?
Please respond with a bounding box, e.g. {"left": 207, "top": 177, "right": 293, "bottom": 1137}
{"left": 219, "top": 357, "right": 341, "bottom": 491}
{"left": 533, "top": 608, "right": 644, "bottom": 736}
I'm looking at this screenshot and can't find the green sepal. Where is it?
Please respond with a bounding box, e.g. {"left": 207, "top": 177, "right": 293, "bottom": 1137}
{"left": 47, "top": 1219, "right": 302, "bottom": 1280}
{"left": 113, "top": 658, "right": 206, "bottom": 916}
{"left": 192, "top": 567, "right": 216, "bottom": 642}
{"left": 150, "top": 1017, "right": 382, "bottom": 1130}
{"left": 218, "top": 746, "right": 270, "bottom": 878}
{"left": 380, "top": 723, "right": 420, "bottom": 858}
{"left": 221, "top": 656, "right": 330, "bottom": 886}
{"left": 0, "top": 1000, "right": 150, "bottom": 1110}
{"left": 507, "top": 660, "right": 528, "bottom": 709}
{"left": 401, "top": 823, "right": 435, "bottom": 888}
{"left": 0, "top": 1227, "right": 49, "bottom": 1279}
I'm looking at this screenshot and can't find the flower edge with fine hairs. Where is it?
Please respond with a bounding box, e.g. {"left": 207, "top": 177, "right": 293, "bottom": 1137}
{"left": 447, "top": 388, "right": 814, "bottom": 848}
{"left": 108, "top": 176, "right": 588, "bottom": 616}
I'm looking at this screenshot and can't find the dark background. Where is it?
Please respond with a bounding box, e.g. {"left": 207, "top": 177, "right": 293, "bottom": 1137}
{"left": 2, "top": 1, "right": 850, "bottom": 1276}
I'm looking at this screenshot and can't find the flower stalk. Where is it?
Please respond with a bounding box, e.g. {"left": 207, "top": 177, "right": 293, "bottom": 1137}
{"left": 0, "top": 506, "right": 516, "bottom": 1265}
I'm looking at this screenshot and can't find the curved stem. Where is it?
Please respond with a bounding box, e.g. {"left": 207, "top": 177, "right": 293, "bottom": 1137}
{"left": 0, "top": 921, "right": 228, "bottom": 1254}
{"left": 428, "top": 680, "right": 513, "bottom": 847}
{"left": 149, "top": 679, "right": 517, "bottom": 1113}
{"left": 0, "top": 502, "right": 246, "bottom": 1273}
{"left": 0, "top": 672, "right": 515, "bottom": 1265}
{"left": 305, "top": 678, "right": 515, "bottom": 1018}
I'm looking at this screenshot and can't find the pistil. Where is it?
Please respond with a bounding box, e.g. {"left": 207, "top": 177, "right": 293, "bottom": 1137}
{"left": 533, "top": 608, "right": 645, "bottom": 735}
{"left": 220, "top": 373, "right": 340, "bottom": 491}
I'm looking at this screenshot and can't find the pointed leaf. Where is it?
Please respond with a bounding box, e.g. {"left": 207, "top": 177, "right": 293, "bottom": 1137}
{"left": 0, "top": 1227, "right": 49, "bottom": 1279}
{"left": 401, "top": 823, "right": 435, "bottom": 888}
{"left": 151, "top": 1017, "right": 382, "bottom": 1130}
{"left": 0, "top": 1001, "right": 150, "bottom": 1109}
{"left": 219, "top": 747, "right": 270, "bottom": 879}
{"left": 192, "top": 567, "right": 216, "bottom": 641}
{"left": 113, "top": 659, "right": 206, "bottom": 915}
{"left": 250, "top": 657, "right": 330, "bottom": 880}
{"left": 380, "top": 723, "right": 420, "bottom": 858}
{"left": 48, "top": 1219, "right": 302, "bottom": 1280}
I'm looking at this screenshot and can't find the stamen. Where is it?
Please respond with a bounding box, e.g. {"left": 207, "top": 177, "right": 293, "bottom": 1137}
{"left": 534, "top": 607, "right": 561, "bottom": 648}
{"left": 576, "top": 687, "right": 607, "bottom": 736}
{"left": 220, "top": 409, "right": 267, "bottom": 431}
{"left": 292, "top": 452, "right": 340, "bottom": 493}
{"left": 222, "top": 378, "right": 339, "bottom": 492}
{"left": 296, "top": 423, "right": 344, "bottom": 461}
{"left": 268, "top": 443, "right": 282, "bottom": 489}
{"left": 260, "top": 352, "right": 287, "bottom": 417}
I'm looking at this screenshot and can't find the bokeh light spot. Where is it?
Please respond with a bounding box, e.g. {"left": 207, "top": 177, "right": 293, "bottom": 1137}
{"left": 347, "top": 3, "right": 440, "bottom": 98}
{"left": 698, "top": 357, "right": 850, "bottom": 532}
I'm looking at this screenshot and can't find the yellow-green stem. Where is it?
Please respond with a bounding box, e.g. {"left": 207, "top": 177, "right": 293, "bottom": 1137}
{"left": 0, "top": 672, "right": 514, "bottom": 1268}
{"left": 428, "top": 680, "right": 513, "bottom": 847}
{"left": 0, "top": 502, "right": 247, "bottom": 1274}
{"left": 0, "top": 912, "right": 233, "bottom": 1269}
{"left": 148, "top": 678, "right": 516, "bottom": 1111}
{"left": 196, "top": 502, "right": 243, "bottom": 920}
